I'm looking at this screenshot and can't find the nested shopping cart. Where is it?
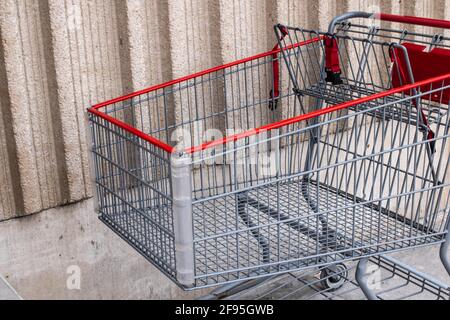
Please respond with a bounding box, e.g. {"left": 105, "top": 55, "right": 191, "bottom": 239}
{"left": 88, "top": 11, "right": 450, "bottom": 290}
{"left": 201, "top": 252, "right": 450, "bottom": 300}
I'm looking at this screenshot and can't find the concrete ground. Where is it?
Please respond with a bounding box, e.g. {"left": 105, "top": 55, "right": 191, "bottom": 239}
{"left": 0, "top": 198, "right": 208, "bottom": 300}
{"left": 0, "top": 275, "right": 21, "bottom": 300}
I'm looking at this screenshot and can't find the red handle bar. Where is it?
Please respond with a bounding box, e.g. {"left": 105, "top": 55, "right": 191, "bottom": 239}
{"left": 328, "top": 11, "right": 450, "bottom": 34}
{"left": 375, "top": 13, "right": 450, "bottom": 30}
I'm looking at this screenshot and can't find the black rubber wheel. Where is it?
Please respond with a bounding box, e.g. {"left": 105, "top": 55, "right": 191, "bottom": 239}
{"left": 320, "top": 263, "right": 348, "bottom": 292}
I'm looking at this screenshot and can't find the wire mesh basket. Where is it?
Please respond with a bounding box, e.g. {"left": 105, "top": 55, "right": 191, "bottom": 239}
{"left": 206, "top": 253, "right": 450, "bottom": 300}
{"left": 88, "top": 12, "right": 450, "bottom": 289}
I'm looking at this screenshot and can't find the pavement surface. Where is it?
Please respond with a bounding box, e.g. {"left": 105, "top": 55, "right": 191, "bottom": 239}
{"left": 0, "top": 275, "right": 21, "bottom": 300}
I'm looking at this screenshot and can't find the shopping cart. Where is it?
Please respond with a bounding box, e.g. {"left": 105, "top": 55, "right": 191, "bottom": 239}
{"left": 201, "top": 251, "right": 450, "bottom": 300}
{"left": 87, "top": 11, "right": 450, "bottom": 290}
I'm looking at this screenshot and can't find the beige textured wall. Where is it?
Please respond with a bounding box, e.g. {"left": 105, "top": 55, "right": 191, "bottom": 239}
{"left": 0, "top": 0, "right": 449, "bottom": 220}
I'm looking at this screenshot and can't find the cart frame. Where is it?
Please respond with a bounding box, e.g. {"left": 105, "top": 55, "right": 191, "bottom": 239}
{"left": 88, "top": 12, "right": 450, "bottom": 290}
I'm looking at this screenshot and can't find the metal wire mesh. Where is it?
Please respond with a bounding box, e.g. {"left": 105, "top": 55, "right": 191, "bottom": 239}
{"left": 89, "top": 114, "right": 176, "bottom": 279}
{"left": 88, "top": 17, "right": 450, "bottom": 289}
{"left": 189, "top": 90, "right": 450, "bottom": 287}
{"left": 215, "top": 254, "right": 450, "bottom": 300}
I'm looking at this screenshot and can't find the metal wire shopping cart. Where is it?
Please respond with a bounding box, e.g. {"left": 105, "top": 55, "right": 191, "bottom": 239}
{"left": 88, "top": 11, "right": 450, "bottom": 291}
{"left": 200, "top": 250, "right": 450, "bottom": 300}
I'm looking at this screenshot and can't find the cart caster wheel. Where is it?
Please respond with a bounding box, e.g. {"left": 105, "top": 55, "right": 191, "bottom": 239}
{"left": 320, "top": 263, "right": 348, "bottom": 292}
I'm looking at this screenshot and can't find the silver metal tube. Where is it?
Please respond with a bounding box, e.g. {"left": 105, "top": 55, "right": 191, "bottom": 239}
{"left": 355, "top": 258, "right": 379, "bottom": 300}
{"left": 440, "top": 220, "right": 450, "bottom": 277}
{"left": 328, "top": 11, "right": 374, "bottom": 34}
{"left": 171, "top": 153, "right": 195, "bottom": 288}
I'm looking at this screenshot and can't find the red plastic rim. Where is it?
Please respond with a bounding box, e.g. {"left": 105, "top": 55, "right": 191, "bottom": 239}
{"left": 87, "top": 37, "right": 323, "bottom": 154}
{"left": 88, "top": 39, "right": 450, "bottom": 155}
{"left": 90, "top": 37, "right": 323, "bottom": 111}
{"left": 186, "top": 73, "right": 450, "bottom": 153}
{"left": 376, "top": 13, "right": 450, "bottom": 30}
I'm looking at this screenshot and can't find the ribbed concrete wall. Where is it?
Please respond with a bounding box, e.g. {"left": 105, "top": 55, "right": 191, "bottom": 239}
{"left": 0, "top": 0, "right": 449, "bottom": 220}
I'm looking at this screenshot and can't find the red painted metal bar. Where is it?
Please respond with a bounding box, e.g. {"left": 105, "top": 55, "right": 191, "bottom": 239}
{"left": 186, "top": 72, "right": 450, "bottom": 154}
{"left": 88, "top": 23, "right": 450, "bottom": 155}
{"left": 270, "top": 25, "right": 289, "bottom": 104}
{"left": 89, "top": 73, "right": 450, "bottom": 155}
{"left": 91, "top": 37, "right": 322, "bottom": 111}
{"left": 87, "top": 37, "right": 323, "bottom": 154}
{"left": 88, "top": 107, "right": 175, "bottom": 153}
{"left": 375, "top": 13, "right": 450, "bottom": 29}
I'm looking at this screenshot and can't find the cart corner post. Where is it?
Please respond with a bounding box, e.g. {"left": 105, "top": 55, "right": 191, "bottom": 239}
{"left": 171, "top": 152, "right": 195, "bottom": 288}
